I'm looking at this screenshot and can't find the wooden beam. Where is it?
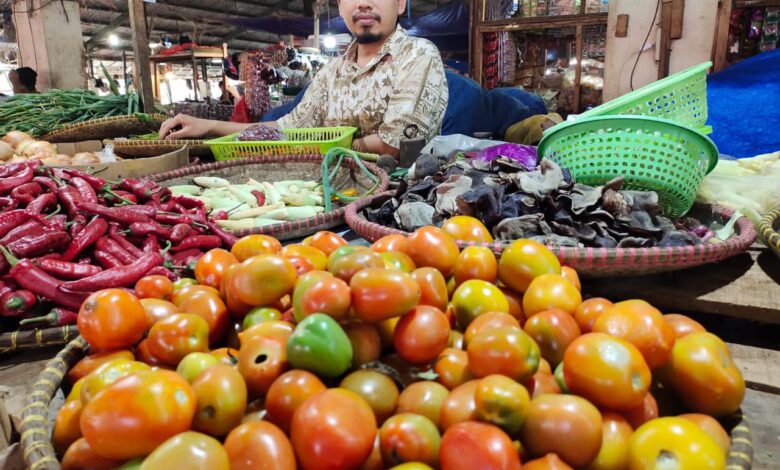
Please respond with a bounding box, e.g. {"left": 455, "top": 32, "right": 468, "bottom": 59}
{"left": 223, "top": 27, "right": 247, "bottom": 43}
{"left": 478, "top": 13, "right": 608, "bottom": 33}
{"left": 128, "top": 0, "right": 154, "bottom": 112}
{"left": 574, "top": 24, "right": 583, "bottom": 114}
{"left": 658, "top": 0, "right": 673, "bottom": 79}
{"left": 85, "top": 12, "right": 129, "bottom": 50}
{"left": 712, "top": 0, "right": 733, "bottom": 72}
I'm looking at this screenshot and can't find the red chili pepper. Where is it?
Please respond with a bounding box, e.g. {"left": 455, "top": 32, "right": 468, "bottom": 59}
{"left": 11, "top": 182, "right": 43, "bottom": 204}
{"left": 95, "top": 237, "right": 136, "bottom": 265}
{"left": 7, "top": 231, "right": 70, "bottom": 258}
{"left": 0, "top": 289, "right": 37, "bottom": 317}
{"left": 2, "top": 251, "right": 87, "bottom": 311}
{"left": 104, "top": 189, "right": 138, "bottom": 205}
{"left": 146, "top": 266, "right": 177, "bottom": 280}
{"left": 154, "top": 212, "right": 193, "bottom": 226}
{"left": 0, "top": 280, "right": 12, "bottom": 298}
{"left": 171, "top": 248, "right": 203, "bottom": 263}
{"left": 19, "top": 308, "right": 79, "bottom": 328}
{"left": 0, "top": 210, "right": 37, "bottom": 238}
{"left": 210, "top": 210, "right": 229, "bottom": 221}
{"left": 68, "top": 214, "right": 88, "bottom": 238}
{"left": 120, "top": 178, "right": 165, "bottom": 202}
{"left": 0, "top": 165, "right": 34, "bottom": 193}
{"left": 170, "top": 235, "right": 222, "bottom": 253}
{"left": 94, "top": 250, "right": 124, "bottom": 269}
{"left": 62, "top": 252, "right": 164, "bottom": 292}
{"left": 38, "top": 258, "right": 103, "bottom": 279}
{"left": 0, "top": 197, "right": 16, "bottom": 209}
{"left": 0, "top": 162, "right": 37, "bottom": 179}
{"left": 126, "top": 205, "right": 157, "bottom": 219}
{"left": 108, "top": 225, "right": 146, "bottom": 258}
{"left": 0, "top": 219, "right": 46, "bottom": 245}
{"left": 62, "top": 217, "right": 108, "bottom": 261}
{"left": 251, "top": 190, "right": 266, "bottom": 206}
{"left": 142, "top": 235, "right": 160, "bottom": 254}
{"left": 80, "top": 202, "right": 151, "bottom": 225}
{"left": 63, "top": 169, "right": 106, "bottom": 191}
{"left": 33, "top": 176, "right": 58, "bottom": 193}
{"left": 207, "top": 221, "right": 239, "bottom": 248}
{"left": 25, "top": 192, "right": 57, "bottom": 214}
{"left": 47, "top": 214, "right": 68, "bottom": 232}
{"left": 129, "top": 221, "right": 172, "bottom": 239}
{"left": 57, "top": 186, "right": 84, "bottom": 218}
{"left": 172, "top": 195, "right": 204, "bottom": 209}
{"left": 70, "top": 177, "right": 98, "bottom": 204}
{"left": 169, "top": 224, "right": 194, "bottom": 243}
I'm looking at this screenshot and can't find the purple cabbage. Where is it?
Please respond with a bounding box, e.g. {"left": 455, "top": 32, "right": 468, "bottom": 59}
{"left": 474, "top": 144, "right": 538, "bottom": 171}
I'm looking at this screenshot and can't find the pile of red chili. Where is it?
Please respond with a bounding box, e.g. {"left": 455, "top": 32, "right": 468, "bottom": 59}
{"left": 0, "top": 161, "right": 237, "bottom": 330}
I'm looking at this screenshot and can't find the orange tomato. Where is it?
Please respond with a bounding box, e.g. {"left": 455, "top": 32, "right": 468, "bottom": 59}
{"left": 191, "top": 364, "right": 248, "bottom": 437}
{"left": 523, "top": 454, "right": 574, "bottom": 470}
{"left": 147, "top": 313, "right": 210, "bottom": 366}
{"left": 523, "top": 309, "right": 582, "bottom": 367}
{"left": 452, "top": 246, "right": 498, "bottom": 286}
{"left": 404, "top": 226, "right": 460, "bottom": 277}
{"left": 434, "top": 347, "right": 475, "bottom": 390}
{"left": 678, "top": 413, "right": 731, "bottom": 455}
{"left": 340, "top": 370, "right": 400, "bottom": 424}
{"left": 474, "top": 374, "right": 531, "bottom": 436}
{"left": 265, "top": 370, "right": 327, "bottom": 433}
{"left": 53, "top": 399, "right": 82, "bottom": 455}
{"left": 80, "top": 359, "right": 151, "bottom": 404}
{"left": 524, "top": 370, "right": 562, "bottom": 399}
{"left": 328, "top": 250, "right": 385, "bottom": 283}
{"left": 61, "top": 438, "right": 124, "bottom": 470}
{"left": 522, "top": 273, "right": 582, "bottom": 318}
{"left": 232, "top": 254, "right": 297, "bottom": 306}
{"left": 195, "top": 248, "right": 239, "bottom": 289}
{"left": 439, "top": 380, "right": 479, "bottom": 431}
{"left": 622, "top": 392, "right": 658, "bottom": 429}
{"left": 498, "top": 239, "right": 560, "bottom": 294}
{"left": 463, "top": 312, "right": 520, "bottom": 348}
{"left": 379, "top": 413, "right": 441, "bottom": 467}
{"left": 467, "top": 327, "right": 540, "bottom": 382}
{"left": 664, "top": 313, "right": 706, "bottom": 339}
{"left": 66, "top": 350, "right": 134, "bottom": 386}
{"left": 225, "top": 421, "right": 297, "bottom": 470}
{"left": 282, "top": 244, "right": 328, "bottom": 271}
{"left": 308, "top": 231, "right": 348, "bottom": 256}
{"left": 451, "top": 280, "right": 509, "bottom": 329}
{"left": 441, "top": 215, "right": 494, "bottom": 243}
{"left": 627, "top": 417, "right": 726, "bottom": 470}
{"left": 440, "top": 422, "right": 521, "bottom": 470}
{"left": 573, "top": 298, "right": 613, "bottom": 334}
{"left": 350, "top": 268, "right": 421, "bottom": 322}
{"left": 380, "top": 251, "right": 417, "bottom": 273}
{"left": 77, "top": 289, "right": 148, "bottom": 351}
{"left": 586, "top": 412, "right": 632, "bottom": 470}
{"left": 177, "top": 291, "right": 230, "bottom": 345}
{"left": 238, "top": 333, "right": 288, "bottom": 397}
{"left": 172, "top": 284, "right": 221, "bottom": 306}
{"left": 411, "top": 267, "right": 449, "bottom": 312}
{"left": 140, "top": 298, "right": 180, "bottom": 329}
{"left": 134, "top": 338, "right": 166, "bottom": 367}
{"left": 344, "top": 322, "right": 382, "bottom": 367}
{"left": 396, "top": 381, "right": 450, "bottom": 429}
{"left": 299, "top": 276, "right": 352, "bottom": 321}
{"left": 394, "top": 305, "right": 451, "bottom": 365}
{"left": 371, "top": 234, "right": 409, "bottom": 253}
{"left": 220, "top": 263, "right": 253, "bottom": 319}
{"left": 135, "top": 275, "right": 174, "bottom": 300}
{"left": 500, "top": 287, "right": 525, "bottom": 325}
{"left": 231, "top": 234, "right": 282, "bottom": 261}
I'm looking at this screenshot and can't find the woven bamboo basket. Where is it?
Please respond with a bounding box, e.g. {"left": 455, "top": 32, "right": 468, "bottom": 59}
{"left": 20, "top": 337, "right": 754, "bottom": 469}
{"left": 42, "top": 114, "right": 168, "bottom": 143}
{"left": 149, "top": 154, "right": 388, "bottom": 240}
{"left": 345, "top": 192, "right": 757, "bottom": 278}
{"left": 111, "top": 139, "right": 213, "bottom": 159}
{"left": 758, "top": 205, "right": 780, "bottom": 258}
{"left": 0, "top": 326, "right": 79, "bottom": 355}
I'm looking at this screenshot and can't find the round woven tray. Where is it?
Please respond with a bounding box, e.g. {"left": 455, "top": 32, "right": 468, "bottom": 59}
{"left": 42, "top": 114, "right": 168, "bottom": 143}
{"left": 149, "top": 154, "right": 388, "bottom": 241}
{"left": 345, "top": 192, "right": 757, "bottom": 278}
{"left": 758, "top": 206, "right": 780, "bottom": 258}
{"left": 111, "top": 139, "right": 213, "bottom": 159}
{"left": 0, "top": 326, "right": 79, "bottom": 355}
{"left": 20, "top": 337, "right": 754, "bottom": 470}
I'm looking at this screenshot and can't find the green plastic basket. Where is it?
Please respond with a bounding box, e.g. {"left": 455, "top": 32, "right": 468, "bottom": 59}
{"left": 206, "top": 126, "right": 357, "bottom": 161}
{"left": 538, "top": 115, "right": 719, "bottom": 219}
{"left": 578, "top": 62, "right": 712, "bottom": 129}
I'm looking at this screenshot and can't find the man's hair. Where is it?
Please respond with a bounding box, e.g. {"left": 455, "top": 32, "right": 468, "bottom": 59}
{"left": 14, "top": 67, "right": 37, "bottom": 90}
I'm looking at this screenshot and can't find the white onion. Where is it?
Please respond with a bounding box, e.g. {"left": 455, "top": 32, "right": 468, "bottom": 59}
{"left": 2, "top": 131, "right": 34, "bottom": 149}
{"left": 0, "top": 142, "right": 13, "bottom": 161}
{"left": 71, "top": 152, "right": 101, "bottom": 165}
{"left": 22, "top": 141, "right": 57, "bottom": 158}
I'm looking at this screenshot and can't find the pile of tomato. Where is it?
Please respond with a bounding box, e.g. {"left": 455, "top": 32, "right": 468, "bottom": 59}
{"left": 51, "top": 218, "right": 745, "bottom": 470}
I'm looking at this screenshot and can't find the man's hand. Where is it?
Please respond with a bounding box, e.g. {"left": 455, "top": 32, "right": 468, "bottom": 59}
{"left": 159, "top": 114, "right": 216, "bottom": 140}
{"left": 352, "top": 135, "right": 399, "bottom": 158}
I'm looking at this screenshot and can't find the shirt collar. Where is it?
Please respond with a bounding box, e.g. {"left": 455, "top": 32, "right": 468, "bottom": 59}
{"left": 344, "top": 24, "right": 407, "bottom": 69}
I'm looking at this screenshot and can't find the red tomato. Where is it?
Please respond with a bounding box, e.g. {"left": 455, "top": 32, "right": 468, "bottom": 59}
{"left": 147, "top": 313, "right": 210, "bottom": 366}
{"left": 439, "top": 380, "right": 479, "bottom": 431}
{"left": 238, "top": 333, "right": 288, "bottom": 397}
{"left": 292, "top": 270, "right": 334, "bottom": 322}
{"left": 282, "top": 245, "right": 328, "bottom": 271}
{"left": 135, "top": 338, "right": 166, "bottom": 367}
{"left": 80, "top": 370, "right": 196, "bottom": 460}
{"left": 441, "top": 216, "right": 494, "bottom": 243}
{"left": 379, "top": 413, "right": 441, "bottom": 467}
{"left": 224, "top": 421, "right": 297, "bottom": 470}
{"left": 467, "top": 327, "right": 540, "bottom": 382}
{"left": 350, "top": 268, "right": 421, "bottom": 322}
{"left": 309, "top": 231, "right": 348, "bottom": 256}
{"left": 573, "top": 298, "right": 613, "bottom": 334}
{"left": 231, "top": 234, "right": 282, "bottom": 261}
{"left": 593, "top": 300, "right": 676, "bottom": 369}
{"left": 678, "top": 413, "right": 731, "bottom": 455}
{"left": 78, "top": 289, "right": 148, "bottom": 351}
{"left": 404, "top": 226, "right": 460, "bottom": 277}
{"left": 411, "top": 267, "right": 449, "bottom": 312}
{"left": 371, "top": 234, "right": 409, "bottom": 253}
{"left": 140, "top": 298, "right": 180, "bottom": 330}
{"left": 221, "top": 263, "right": 253, "bottom": 319}
{"left": 664, "top": 313, "right": 706, "bottom": 339}
{"left": 380, "top": 251, "right": 417, "bottom": 273}
{"left": 80, "top": 359, "right": 150, "bottom": 404}
{"left": 345, "top": 322, "right": 382, "bottom": 368}
{"left": 66, "top": 350, "right": 134, "bottom": 386}
{"left": 394, "top": 305, "right": 451, "bottom": 365}
{"left": 195, "top": 248, "right": 239, "bottom": 289}
{"left": 300, "top": 276, "right": 352, "bottom": 321}
{"left": 191, "top": 364, "right": 248, "bottom": 437}
{"left": 290, "top": 388, "right": 377, "bottom": 470}
{"left": 434, "top": 348, "right": 475, "bottom": 390}
{"left": 453, "top": 246, "right": 498, "bottom": 286}
{"left": 53, "top": 399, "right": 82, "bottom": 455}
{"left": 622, "top": 392, "right": 659, "bottom": 429}
{"left": 524, "top": 371, "right": 561, "bottom": 398}
{"left": 177, "top": 291, "right": 230, "bottom": 345}
{"left": 474, "top": 374, "right": 530, "bottom": 435}
{"left": 328, "top": 250, "right": 385, "bottom": 283}
{"left": 135, "top": 275, "right": 174, "bottom": 300}
{"left": 498, "top": 239, "right": 561, "bottom": 294}
{"left": 587, "top": 412, "right": 632, "bottom": 470}
{"left": 463, "top": 311, "right": 520, "bottom": 348}
{"left": 396, "top": 381, "right": 450, "bottom": 429}
{"left": 360, "top": 436, "right": 384, "bottom": 470}
{"left": 563, "top": 333, "right": 651, "bottom": 411}
{"left": 440, "top": 421, "right": 521, "bottom": 470}
{"left": 287, "top": 255, "right": 315, "bottom": 277}
{"left": 61, "top": 438, "right": 124, "bottom": 470}
{"left": 232, "top": 254, "right": 297, "bottom": 306}
{"left": 140, "top": 431, "right": 229, "bottom": 469}
{"left": 172, "top": 284, "right": 221, "bottom": 306}
{"left": 522, "top": 454, "right": 574, "bottom": 470}
{"left": 522, "top": 273, "right": 582, "bottom": 318}
{"left": 266, "top": 370, "right": 327, "bottom": 433}
{"left": 523, "top": 308, "right": 581, "bottom": 367}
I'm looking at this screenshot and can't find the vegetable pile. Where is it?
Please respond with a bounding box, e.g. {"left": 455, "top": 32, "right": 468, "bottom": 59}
{"left": 237, "top": 124, "right": 286, "bottom": 142}
{"left": 366, "top": 155, "right": 725, "bottom": 248}
{"left": 1, "top": 131, "right": 103, "bottom": 167}
{"left": 0, "top": 161, "right": 235, "bottom": 330}
{"left": 51, "top": 227, "right": 743, "bottom": 469}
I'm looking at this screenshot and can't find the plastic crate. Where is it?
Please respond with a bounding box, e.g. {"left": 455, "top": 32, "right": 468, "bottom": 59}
{"left": 206, "top": 126, "right": 357, "bottom": 161}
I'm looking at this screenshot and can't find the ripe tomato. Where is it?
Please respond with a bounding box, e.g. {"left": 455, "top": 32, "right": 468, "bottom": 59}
{"left": 522, "top": 273, "right": 582, "bottom": 318}
{"left": 61, "top": 438, "right": 123, "bottom": 470}
{"left": 379, "top": 413, "right": 441, "bottom": 467}
{"left": 523, "top": 309, "right": 581, "bottom": 367}
{"left": 242, "top": 306, "right": 282, "bottom": 330}
{"left": 622, "top": 392, "right": 658, "bottom": 429}
{"left": 286, "top": 255, "right": 315, "bottom": 276}
{"left": 586, "top": 412, "right": 632, "bottom": 470}
{"left": 439, "top": 380, "right": 479, "bottom": 431}
{"left": 441, "top": 215, "right": 494, "bottom": 243}
{"left": 140, "top": 431, "right": 229, "bottom": 470}
{"left": 351, "top": 268, "right": 421, "bottom": 322}
{"left": 291, "top": 388, "right": 377, "bottom": 470}
{"left": 372, "top": 234, "right": 409, "bottom": 253}
{"left": 308, "top": 231, "right": 347, "bottom": 256}
{"left": 627, "top": 417, "right": 726, "bottom": 470}
{"left": 135, "top": 275, "right": 174, "bottom": 300}
{"left": 498, "top": 239, "right": 561, "bottom": 294}
{"left": 573, "top": 298, "right": 613, "bottom": 334}
{"left": 411, "top": 267, "right": 448, "bottom": 312}
{"left": 211, "top": 347, "right": 240, "bottom": 366}
{"left": 560, "top": 266, "right": 581, "bottom": 291}
{"left": 238, "top": 333, "right": 288, "bottom": 397}
{"left": 220, "top": 263, "right": 253, "bottom": 319}
{"left": 661, "top": 332, "right": 745, "bottom": 417}
{"left": 404, "top": 226, "right": 460, "bottom": 277}
{"left": 360, "top": 436, "right": 384, "bottom": 470}
{"left": 232, "top": 254, "right": 297, "bottom": 307}
{"left": 176, "top": 352, "right": 219, "bottom": 383}
{"left": 66, "top": 350, "right": 134, "bottom": 386}
{"left": 80, "top": 359, "right": 151, "bottom": 404}
{"left": 80, "top": 370, "right": 196, "bottom": 460}
{"left": 521, "top": 394, "right": 603, "bottom": 467}
{"left": 451, "top": 280, "right": 509, "bottom": 329}
{"left": 300, "top": 276, "right": 352, "bottom": 321}
{"left": 394, "top": 305, "right": 451, "bottom": 365}
{"left": 53, "top": 399, "right": 82, "bottom": 455}
{"left": 563, "top": 333, "right": 651, "bottom": 411}
{"left": 240, "top": 320, "right": 294, "bottom": 343}
{"left": 134, "top": 338, "right": 166, "bottom": 367}
{"left": 140, "top": 298, "right": 180, "bottom": 330}
{"left": 282, "top": 244, "right": 328, "bottom": 271}
{"left": 292, "top": 270, "right": 333, "bottom": 321}
{"left": 522, "top": 454, "right": 574, "bottom": 470}
{"left": 340, "top": 370, "right": 400, "bottom": 424}
{"left": 664, "top": 313, "right": 706, "bottom": 339}
{"left": 265, "top": 370, "right": 327, "bottom": 433}
{"left": 593, "top": 300, "right": 675, "bottom": 369}
{"left": 172, "top": 284, "right": 221, "bottom": 306}
{"left": 328, "top": 250, "right": 385, "bottom": 283}
{"left": 177, "top": 291, "right": 229, "bottom": 345}
{"left": 467, "top": 327, "right": 540, "bottom": 382}
{"left": 525, "top": 370, "right": 561, "bottom": 398}
{"left": 345, "top": 322, "right": 382, "bottom": 368}
{"left": 147, "top": 313, "right": 210, "bottom": 366}
{"left": 448, "top": 330, "right": 464, "bottom": 349}
{"left": 474, "top": 374, "right": 530, "bottom": 435}
{"left": 78, "top": 289, "right": 148, "bottom": 351}
{"left": 452, "top": 246, "right": 498, "bottom": 286}
{"left": 396, "top": 381, "right": 450, "bottom": 429}
{"left": 434, "top": 347, "right": 475, "bottom": 390}
{"left": 380, "top": 251, "right": 416, "bottom": 273}
{"left": 678, "top": 413, "right": 731, "bottom": 455}
{"left": 224, "top": 421, "right": 296, "bottom": 470}
{"left": 500, "top": 287, "right": 525, "bottom": 325}
{"left": 191, "top": 364, "right": 247, "bottom": 437}
{"left": 231, "top": 234, "right": 282, "bottom": 261}
{"left": 440, "top": 421, "right": 521, "bottom": 470}
{"left": 195, "top": 248, "right": 239, "bottom": 289}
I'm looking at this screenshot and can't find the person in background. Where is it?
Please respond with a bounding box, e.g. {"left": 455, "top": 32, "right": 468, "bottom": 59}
{"left": 9, "top": 67, "right": 38, "bottom": 94}
{"left": 159, "top": 0, "right": 448, "bottom": 158}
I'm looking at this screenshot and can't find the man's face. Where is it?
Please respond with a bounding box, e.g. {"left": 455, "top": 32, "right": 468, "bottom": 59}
{"left": 339, "top": 0, "right": 406, "bottom": 44}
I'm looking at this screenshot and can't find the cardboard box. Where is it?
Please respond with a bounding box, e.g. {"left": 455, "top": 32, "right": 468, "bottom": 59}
{"left": 51, "top": 144, "right": 189, "bottom": 180}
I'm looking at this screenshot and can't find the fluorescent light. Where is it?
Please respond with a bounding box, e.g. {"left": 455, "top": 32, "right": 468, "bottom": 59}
{"left": 108, "top": 34, "right": 120, "bottom": 46}
{"left": 322, "top": 35, "right": 337, "bottom": 50}
{"left": 164, "top": 71, "right": 174, "bottom": 80}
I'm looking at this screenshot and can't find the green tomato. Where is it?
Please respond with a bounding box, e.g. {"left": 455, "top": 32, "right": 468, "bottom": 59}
{"left": 554, "top": 361, "right": 570, "bottom": 393}
{"left": 172, "top": 278, "right": 198, "bottom": 292}
{"left": 286, "top": 313, "right": 352, "bottom": 378}
{"left": 242, "top": 307, "right": 282, "bottom": 331}
{"left": 176, "top": 352, "right": 219, "bottom": 383}
{"left": 116, "top": 458, "right": 143, "bottom": 470}
{"left": 451, "top": 280, "right": 509, "bottom": 329}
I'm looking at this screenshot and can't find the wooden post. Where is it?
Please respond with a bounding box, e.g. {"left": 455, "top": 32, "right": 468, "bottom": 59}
{"left": 658, "top": 0, "right": 674, "bottom": 79}
{"left": 574, "top": 25, "right": 583, "bottom": 113}
{"left": 128, "top": 0, "right": 154, "bottom": 112}
{"left": 192, "top": 56, "right": 200, "bottom": 100}
{"left": 712, "top": 0, "right": 733, "bottom": 72}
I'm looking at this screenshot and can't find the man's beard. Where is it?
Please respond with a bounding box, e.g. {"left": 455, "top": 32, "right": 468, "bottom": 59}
{"left": 354, "top": 32, "right": 384, "bottom": 44}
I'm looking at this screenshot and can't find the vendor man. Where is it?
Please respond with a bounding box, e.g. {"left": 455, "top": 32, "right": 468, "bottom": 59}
{"left": 159, "top": 0, "right": 449, "bottom": 157}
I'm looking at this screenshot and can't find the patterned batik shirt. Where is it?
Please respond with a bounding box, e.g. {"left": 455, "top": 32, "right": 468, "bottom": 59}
{"left": 277, "top": 25, "right": 449, "bottom": 149}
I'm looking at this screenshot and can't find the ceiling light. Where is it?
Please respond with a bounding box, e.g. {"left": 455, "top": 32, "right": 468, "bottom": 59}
{"left": 108, "top": 34, "right": 120, "bottom": 47}
{"left": 322, "top": 34, "right": 337, "bottom": 50}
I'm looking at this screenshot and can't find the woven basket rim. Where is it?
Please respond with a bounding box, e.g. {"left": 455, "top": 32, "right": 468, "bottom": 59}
{"left": 345, "top": 191, "right": 757, "bottom": 276}
{"left": 758, "top": 205, "right": 780, "bottom": 257}
{"left": 111, "top": 139, "right": 206, "bottom": 147}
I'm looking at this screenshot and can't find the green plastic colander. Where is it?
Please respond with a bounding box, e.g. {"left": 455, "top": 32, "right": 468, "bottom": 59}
{"left": 538, "top": 115, "right": 719, "bottom": 219}
{"left": 578, "top": 62, "right": 712, "bottom": 130}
